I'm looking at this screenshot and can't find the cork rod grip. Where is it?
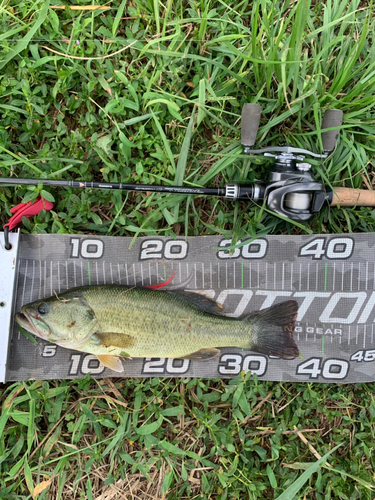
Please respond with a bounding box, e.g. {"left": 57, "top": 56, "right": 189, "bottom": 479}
{"left": 330, "top": 187, "right": 375, "bottom": 207}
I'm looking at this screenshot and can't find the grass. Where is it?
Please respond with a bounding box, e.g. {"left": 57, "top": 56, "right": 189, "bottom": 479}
{"left": 1, "top": 0, "right": 375, "bottom": 498}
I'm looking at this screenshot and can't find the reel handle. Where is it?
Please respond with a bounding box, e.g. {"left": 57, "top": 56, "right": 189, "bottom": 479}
{"left": 321, "top": 110, "right": 343, "bottom": 152}
{"left": 330, "top": 187, "right": 375, "bottom": 207}
{"left": 241, "top": 103, "right": 261, "bottom": 148}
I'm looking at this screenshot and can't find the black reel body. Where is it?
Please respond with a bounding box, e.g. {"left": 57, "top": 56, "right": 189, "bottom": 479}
{"left": 238, "top": 105, "right": 343, "bottom": 221}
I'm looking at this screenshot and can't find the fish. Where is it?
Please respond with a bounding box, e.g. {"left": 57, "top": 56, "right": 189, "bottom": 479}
{"left": 14, "top": 285, "right": 299, "bottom": 373}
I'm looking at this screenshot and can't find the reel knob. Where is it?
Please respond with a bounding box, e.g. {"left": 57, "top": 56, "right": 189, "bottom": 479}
{"left": 241, "top": 103, "right": 261, "bottom": 150}
{"left": 321, "top": 109, "right": 343, "bottom": 152}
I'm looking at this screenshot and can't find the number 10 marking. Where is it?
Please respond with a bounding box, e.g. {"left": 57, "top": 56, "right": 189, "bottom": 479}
{"left": 70, "top": 238, "right": 104, "bottom": 259}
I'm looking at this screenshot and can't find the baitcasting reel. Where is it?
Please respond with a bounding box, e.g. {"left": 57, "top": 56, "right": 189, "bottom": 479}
{"left": 225, "top": 104, "right": 344, "bottom": 221}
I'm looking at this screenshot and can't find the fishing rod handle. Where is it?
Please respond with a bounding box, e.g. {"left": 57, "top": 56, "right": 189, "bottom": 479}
{"left": 330, "top": 187, "right": 375, "bottom": 207}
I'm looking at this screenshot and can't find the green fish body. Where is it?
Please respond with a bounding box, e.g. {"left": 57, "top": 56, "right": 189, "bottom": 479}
{"left": 15, "top": 286, "right": 299, "bottom": 372}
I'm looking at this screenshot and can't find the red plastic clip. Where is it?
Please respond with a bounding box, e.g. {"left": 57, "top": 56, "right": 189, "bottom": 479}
{"left": 4, "top": 195, "right": 54, "bottom": 231}
{"left": 145, "top": 271, "right": 175, "bottom": 289}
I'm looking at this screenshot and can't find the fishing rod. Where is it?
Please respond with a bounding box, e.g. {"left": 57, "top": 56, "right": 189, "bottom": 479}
{"left": 1, "top": 105, "right": 374, "bottom": 223}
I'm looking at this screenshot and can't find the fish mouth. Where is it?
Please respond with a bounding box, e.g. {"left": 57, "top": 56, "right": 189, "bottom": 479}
{"left": 15, "top": 307, "right": 51, "bottom": 339}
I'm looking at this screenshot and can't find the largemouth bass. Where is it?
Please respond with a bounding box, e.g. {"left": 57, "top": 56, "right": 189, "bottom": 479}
{"left": 15, "top": 286, "right": 299, "bottom": 372}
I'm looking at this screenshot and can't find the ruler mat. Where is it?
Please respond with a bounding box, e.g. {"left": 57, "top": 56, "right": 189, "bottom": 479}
{"left": 4, "top": 233, "right": 375, "bottom": 383}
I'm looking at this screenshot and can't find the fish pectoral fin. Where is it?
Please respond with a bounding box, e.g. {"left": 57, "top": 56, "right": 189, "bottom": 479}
{"left": 95, "top": 332, "right": 137, "bottom": 349}
{"left": 181, "top": 348, "right": 220, "bottom": 360}
{"left": 97, "top": 355, "right": 124, "bottom": 373}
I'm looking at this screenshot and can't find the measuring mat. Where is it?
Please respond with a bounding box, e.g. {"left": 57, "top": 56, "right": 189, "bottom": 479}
{"left": 2, "top": 232, "right": 375, "bottom": 383}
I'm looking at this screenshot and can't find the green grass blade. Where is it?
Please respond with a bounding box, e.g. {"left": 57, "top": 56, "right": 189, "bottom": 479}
{"left": 275, "top": 443, "right": 342, "bottom": 500}
{"left": 0, "top": 0, "right": 50, "bottom": 70}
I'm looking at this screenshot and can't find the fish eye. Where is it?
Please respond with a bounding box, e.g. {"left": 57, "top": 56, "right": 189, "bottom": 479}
{"left": 38, "top": 303, "right": 48, "bottom": 315}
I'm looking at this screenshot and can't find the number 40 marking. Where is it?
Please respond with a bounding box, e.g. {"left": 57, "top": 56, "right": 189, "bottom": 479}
{"left": 296, "top": 357, "right": 349, "bottom": 380}
{"left": 299, "top": 237, "right": 354, "bottom": 260}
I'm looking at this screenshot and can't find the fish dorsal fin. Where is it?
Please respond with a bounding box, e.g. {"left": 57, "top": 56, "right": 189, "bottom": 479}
{"left": 181, "top": 348, "right": 220, "bottom": 360}
{"left": 97, "top": 355, "right": 124, "bottom": 372}
{"left": 170, "top": 291, "right": 225, "bottom": 316}
{"left": 95, "top": 332, "right": 137, "bottom": 349}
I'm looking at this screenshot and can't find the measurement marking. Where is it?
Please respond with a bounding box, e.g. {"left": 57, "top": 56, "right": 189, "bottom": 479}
{"left": 324, "top": 263, "right": 327, "bottom": 292}
{"left": 95, "top": 262, "right": 99, "bottom": 285}
{"left": 218, "top": 263, "right": 220, "bottom": 289}
{"left": 125, "top": 263, "right": 129, "bottom": 285}
{"left": 274, "top": 263, "right": 276, "bottom": 290}
{"left": 110, "top": 262, "right": 114, "bottom": 284}
{"left": 233, "top": 261, "right": 235, "bottom": 289}
{"left": 322, "top": 335, "right": 325, "bottom": 354}
{"left": 356, "top": 325, "right": 358, "bottom": 345}
{"left": 315, "top": 262, "right": 318, "bottom": 291}
{"left": 299, "top": 263, "right": 302, "bottom": 291}
{"left": 65, "top": 261, "right": 68, "bottom": 291}
{"left": 202, "top": 262, "right": 205, "bottom": 289}
{"left": 103, "top": 261, "right": 106, "bottom": 285}
{"left": 44, "top": 260, "right": 47, "bottom": 297}
{"left": 87, "top": 262, "right": 91, "bottom": 285}
{"left": 342, "top": 262, "right": 344, "bottom": 291}
{"left": 38, "top": 260, "right": 41, "bottom": 297}
{"left": 141, "top": 263, "right": 144, "bottom": 286}
{"left": 210, "top": 263, "right": 212, "bottom": 289}
{"left": 249, "top": 262, "right": 252, "bottom": 288}
{"left": 225, "top": 262, "right": 228, "bottom": 289}
{"left": 363, "top": 325, "right": 366, "bottom": 349}
{"left": 57, "top": 261, "right": 61, "bottom": 292}
{"left": 333, "top": 262, "right": 335, "bottom": 291}
{"left": 265, "top": 262, "right": 268, "bottom": 288}
{"left": 307, "top": 263, "right": 310, "bottom": 291}
{"left": 350, "top": 262, "right": 353, "bottom": 291}
{"left": 80, "top": 261, "right": 83, "bottom": 285}
{"left": 358, "top": 263, "right": 361, "bottom": 291}
{"left": 282, "top": 263, "right": 284, "bottom": 290}
{"left": 348, "top": 326, "right": 350, "bottom": 345}
{"left": 149, "top": 262, "right": 151, "bottom": 285}
{"left": 241, "top": 262, "right": 244, "bottom": 289}
{"left": 73, "top": 261, "right": 77, "bottom": 287}
{"left": 156, "top": 262, "right": 159, "bottom": 284}
{"left": 194, "top": 263, "right": 197, "bottom": 289}
{"left": 365, "top": 262, "right": 368, "bottom": 291}
{"left": 50, "top": 261, "right": 53, "bottom": 295}
{"left": 257, "top": 262, "right": 260, "bottom": 288}
{"left": 290, "top": 263, "right": 293, "bottom": 290}
{"left": 133, "top": 263, "right": 136, "bottom": 285}
{"left": 117, "top": 263, "right": 121, "bottom": 284}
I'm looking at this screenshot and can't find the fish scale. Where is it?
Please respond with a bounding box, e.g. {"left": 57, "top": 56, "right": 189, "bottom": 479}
{"left": 83, "top": 287, "right": 249, "bottom": 358}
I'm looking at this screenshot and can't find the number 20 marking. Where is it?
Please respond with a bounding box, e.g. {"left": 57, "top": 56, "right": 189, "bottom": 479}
{"left": 139, "top": 240, "right": 188, "bottom": 260}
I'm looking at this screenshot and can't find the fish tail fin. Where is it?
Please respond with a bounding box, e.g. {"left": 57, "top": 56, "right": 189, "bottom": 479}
{"left": 244, "top": 300, "right": 299, "bottom": 359}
